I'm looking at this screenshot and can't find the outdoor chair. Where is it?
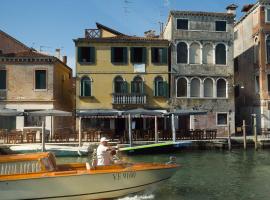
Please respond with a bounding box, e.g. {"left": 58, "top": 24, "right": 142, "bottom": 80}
{"left": 261, "top": 128, "right": 270, "bottom": 138}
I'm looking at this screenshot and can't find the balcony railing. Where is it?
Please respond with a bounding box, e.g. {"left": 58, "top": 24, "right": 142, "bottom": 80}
{"left": 85, "top": 29, "right": 101, "bottom": 39}
{"left": 112, "top": 93, "right": 147, "bottom": 105}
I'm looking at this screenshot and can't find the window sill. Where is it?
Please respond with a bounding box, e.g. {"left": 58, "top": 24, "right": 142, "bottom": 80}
{"left": 152, "top": 62, "right": 168, "bottom": 65}
{"left": 112, "top": 62, "right": 128, "bottom": 65}
{"left": 216, "top": 124, "right": 228, "bottom": 127}
{"left": 34, "top": 89, "right": 47, "bottom": 92}
{"left": 79, "top": 96, "right": 94, "bottom": 98}
{"left": 0, "top": 89, "right": 7, "bottom": 91}
{"left": 79, "top": 62, "right": 95, "bottom": 65}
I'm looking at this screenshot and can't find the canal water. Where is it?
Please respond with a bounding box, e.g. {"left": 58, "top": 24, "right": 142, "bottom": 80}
{"left": 57, "top": 150, "right": 270, "bottom": 200}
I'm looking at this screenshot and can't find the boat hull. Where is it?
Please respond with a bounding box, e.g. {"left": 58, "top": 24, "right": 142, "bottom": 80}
{"left": 0, "top": 165, "right": 178, "bottom": 200}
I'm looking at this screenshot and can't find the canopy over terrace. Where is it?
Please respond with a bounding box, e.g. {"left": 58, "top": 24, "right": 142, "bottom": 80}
{"left": 76, "top": 109, "right": 122, "bottom": 146}
{"left": 166, "top": 109, "right": 208, "bottom": 142}
{"left": 0, "top": 108, "right": 24, "bottom": 116}
{"left": 27, "top": 109, "right": 73, "bottom": 152}
{"left": 123, "top": 108, "right": 166, "bottom": 146}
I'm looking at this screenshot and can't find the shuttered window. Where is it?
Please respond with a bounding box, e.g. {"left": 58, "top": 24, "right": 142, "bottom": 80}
{"left": 0, "top": 70, "right": 6, "bottom": 90}
{"left": 35, "top": 70, "right": 47, "bottom": 90}
{"left": 80, "top": 77, "right": 92, "bottom": 97}
{"left": 130, "top": 47, "right": 146, "bottom": 63}
{"left": 154, "top": 77, "right": 168, "bottom": 97}
{"left": 151, "top": 48, "right": 168, "bottom": 64}
{"left": 131, "top": 76, "right": 144, "bottom": 94}
{"left": 78, "top": 47, "right": 95, "bottom": 63}
{"left": 114, "top": 76, "right": 127, "bottom": 94}
{"left": 111, "top": 47, "right": 128, "bottom": 64}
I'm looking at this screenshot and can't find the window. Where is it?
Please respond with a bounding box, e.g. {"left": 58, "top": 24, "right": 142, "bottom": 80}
{"left": 266, "top": 36, "right": 270, "bottom": 63}
{"left": 80, "top": 77, "right": 92, "bottom": 97}
{"left": 215, "top": 21, "right": 226, "bottom": 32}
{"left": 217, "top": 79, "right": 226, "bottom": 98}
{"left": 35, "top": 70, "right": 47, "bottom": 90}
{"left": 24, "top": 110, "right": 44, "bottom": 127}
{"left": 234, "top": 30, "right": 238, "bottom": 40}
{"left": 177, "top": 78, "right": 187, "bottom": 97}
{"left": 154, "top": 76, "right": 167, "bottom": 97}
{"left": 151, "top": 48, "right": 168, "bottom": 64}
{"left": 77, "top": 47, "right": 95, "bottom": 63}
{"left": 268, "top": 75, "right": 270, "bottom": 94}
{"left": 204, "top": 78, "right": 213, "bottom": 97}
{"left": 177, "top": 42, "right": 188, "bottom": 64}
{"left": 131, "top": 76, "right": 144, "bottom": 94}
{"left": 255, "top": 75, "right": 259, "bottom": 93}
{"left": 0, "top": 70, "right": 6, "bottom": 90}
{"left": 189, "top": 43, "right": 201, "bottom": 64}
{"left": 203, "top": 44, "right": 213, "bottom": 64}
{"left": 234, "top": 57, "right": 239, "bottom": 72}
{"left": 177, "top": 19, "right": 188, "bottom": 30}
{"left": 215, "top": 44, "right": 226, "bottom": 65}
{"left": 190, "top": 78, "right": 200, "bottom": 97}
{"left": 111, "top": 47, "right": 127, "bottom": 63}
{"left": 114, "top": 76, "right": 127, "bottom": 94}
{"left": 235, "top": 85, "right": 240, "bottom": 98}
{"left": 217, "top": 113, "right": 228, "bottom": 126}
{"left": 130, "top": 47, "right": 146, "bottom": 63}
{"left": 266, "top": 8, "right": 270, "bottom": 22}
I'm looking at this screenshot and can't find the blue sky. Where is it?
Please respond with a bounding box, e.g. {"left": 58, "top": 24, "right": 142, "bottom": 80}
{"left": 1, "top": 0, "right": 254, "bottom": 71}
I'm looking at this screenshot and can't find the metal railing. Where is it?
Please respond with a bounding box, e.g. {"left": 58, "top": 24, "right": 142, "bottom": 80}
{"left": 112, "top": 93, "right": 147, "bottom": 104}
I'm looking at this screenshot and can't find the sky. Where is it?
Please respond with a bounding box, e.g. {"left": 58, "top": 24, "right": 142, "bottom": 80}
{"left": 1, "top": 0, "right": 255, "bottom": 72}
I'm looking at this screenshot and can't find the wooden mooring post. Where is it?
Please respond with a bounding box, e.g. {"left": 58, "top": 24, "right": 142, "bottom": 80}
{"left": 252, "top": 114, "right": 258, "bottom": 150}
{"left": 243, "top": 120, "right": 247, "bottom": 150}
{"left": 228, "top": 117, "right": 232, "bottom": 151}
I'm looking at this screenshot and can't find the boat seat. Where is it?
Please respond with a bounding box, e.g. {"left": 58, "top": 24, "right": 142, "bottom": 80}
{"left": 0, "top": 161, "right": 42, "bottom": 175}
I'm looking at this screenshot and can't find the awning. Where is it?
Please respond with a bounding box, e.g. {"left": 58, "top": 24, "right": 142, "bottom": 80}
{"left": 122, "top": 108, "right": 164, "bottom": 116}
{"left": 0, "top": 108, "right": 24, "bottom": 116}
{"left": 76, "top": 109, "right": 122, "bottom": 117}
{"left": 27, "top": 109, "right": 72, "bottom": 117}
{"left": 166, "top": 109, "right": 207, "bottom": 116}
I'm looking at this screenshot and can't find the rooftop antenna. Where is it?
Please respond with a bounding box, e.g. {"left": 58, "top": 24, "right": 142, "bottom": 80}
{"left": 123, "top": 0, "right": 132, "bottom": 15}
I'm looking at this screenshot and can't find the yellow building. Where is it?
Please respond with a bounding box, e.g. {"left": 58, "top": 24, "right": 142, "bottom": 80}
{"left": 74, "top": 23, "right": 169, "bottom": 139}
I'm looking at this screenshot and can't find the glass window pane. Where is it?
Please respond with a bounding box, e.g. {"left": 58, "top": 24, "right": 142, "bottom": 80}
{"left": 216, "top": 21, "right": 226, "bottom": 31}
{"left": 35, "top": 70, "right": 46, "bottom": 89}
{"left": 0, "top": 70, "right": 6, "bottom": 90}
{"left": 217, "top": 113, "right": 227, "bottom": 125}
{"left": 177, "top": 19, "right": 188, "bottom": 30}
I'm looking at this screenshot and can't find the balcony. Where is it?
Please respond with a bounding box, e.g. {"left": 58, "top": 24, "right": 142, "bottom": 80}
{"left": 85, "top": 29, "right": 101, "bottom": 39}
{"left": 112, "top": 93, "right": 147, "bottom": 105}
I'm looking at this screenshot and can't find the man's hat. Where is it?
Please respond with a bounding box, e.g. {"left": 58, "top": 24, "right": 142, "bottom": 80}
{"left": 100, "top": 137, "right": 110, "bottom": 142}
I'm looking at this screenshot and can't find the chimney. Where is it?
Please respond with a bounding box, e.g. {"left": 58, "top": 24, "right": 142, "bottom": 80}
{"left": 226, "top": 4, "right": 238, "bottom": 15}
{"left": 55, "top": 48, "right": 61, "bottom": 59}
{"left": 144, "top": 30, "right": 156, "bottom": 38}
{"left": 62, "top": 56, "right": 67, "bottom": 64}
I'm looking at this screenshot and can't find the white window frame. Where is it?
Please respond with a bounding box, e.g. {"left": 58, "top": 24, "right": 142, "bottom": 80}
{"left": 215, "top": 43, "right": 227, "bottom": 66}
{"left": 216, "top": 112, "right": 228, "bottom": 126}
{"left": 80, "top": 76, "right": 93, "bottom": 97}
{"left": 176, "top": 77, "right": 189, "bottom": 98}
{"left": 176, "top": 41, "right": 189, "bottom": 64}
{"left": 265, "top": 7, "right": 270, "bottom": 23}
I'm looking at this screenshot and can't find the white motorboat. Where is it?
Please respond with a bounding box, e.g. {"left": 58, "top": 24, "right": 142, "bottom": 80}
{"left": 0, "top": 152, "right": 179, "bottom": 200}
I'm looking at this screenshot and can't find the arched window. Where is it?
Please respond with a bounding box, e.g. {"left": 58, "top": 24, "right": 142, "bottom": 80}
{"left": 204, "top": 78, "right": 213, "bottom": 97}
{"left": 114, "top": 76, "right": 126, "bottom": 94}
{"left": 189, "top": 42, "right": 201, "bottom": 64}
{"left": 217, "top": 79, "right": 226, "bottom": 98}
{"left": 131, "top": 76, "right": 144, "bottom": 94}
{"left": 177, "top": 78, "right": 187, "bottom": 97}
{"left": 177, "top": 42, "right": 188, "bottom": 64}
{"left": 215, "top": 43, "right": 226, "bottom": 65}
{"left": 266, "top": 35, "right": 270, "bottom": 63}
{"left": 154, "top": 76, "right": 165, "bottom": 97}
{"left": 203, "top": 43, "right": 213, "bottom": 64}
{"left": 80, "top": 77, "right": 91, "bottom": 97}
{"left": 190, "top": 78, "right": 200, "bottom": 97}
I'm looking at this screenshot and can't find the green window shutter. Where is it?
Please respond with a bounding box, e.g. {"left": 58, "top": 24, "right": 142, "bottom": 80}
{"left": 130, "top": 47, "right": 134, "bottom": 63}
{"left": 77, "top": 47, "right": 82, "bottom": 62}
{"left": 153, "top": 80, "right": 157, "bottom": 96}
{"left": 162, "top": 48, "right": 168, "bottom": 64}
{"left": 111, "top": 47, "right": 115, "bottom": 63}
{"left": 131, "top": 81, "right": 134, "bottom": 93}
{"left": 163, "top": 81, "right": 168, "bottom": 97}
{"left": 151, "top": 48, "right": 155, "bottom": 64}
{"left": 124, "top": 81, "right": 128, "bottom": 93}
{"left": 142, "top": 47, "right": 147, "bottom": 63}
{"left": 123, "top": 47, "right": 128, "bottom": 64}
{"left": 142, "top": 81, "right": 145, "bottom": 94}
{"left": 90, "top": 47, "right": 95, "bottom": 63}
